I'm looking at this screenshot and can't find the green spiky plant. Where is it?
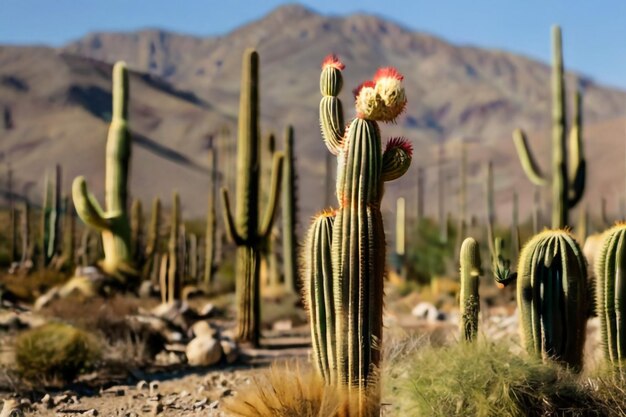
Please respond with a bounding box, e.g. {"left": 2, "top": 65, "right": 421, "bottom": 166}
{"left": 130, "top": 198, "right": 144, "bottom": 267}
{"left": 220, "top": 49, "right": 284, "bottom": 346}
{"left": 594, "top": 223, "right": 626, "bottom": 374}
{"left": 282, "top": 125, "right": 299, "bottom": 293}
{"left": 513, "top": 26, "right": 585, "bottom": 229}
{"left": 459, "top": 237, "right": 482, "bottom": 342}
{"left": 143, "top": 197, "right": 161, "bottom": 282}
{"left": 72, "top": 61, "right": 135, "bottom": 281}
{"left": 303, "top": 210, "right": 336, "bottom": 384}
{"left": 41, "top": 166, "right": 61, "bottom": 267}
{"left": 517, "top": 229, "right": 588, "bottom": 369}
{"left": 204, "top": 137, "right": 217, "bottom": 286}
{"left": 315, "top": 55, "right": 412, "bottom": 414}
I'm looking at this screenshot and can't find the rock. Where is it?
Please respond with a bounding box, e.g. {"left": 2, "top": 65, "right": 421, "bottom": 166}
{"left": 191, "top": 320, "right": 217, "bottom": 338}
{"left": 53, "top": 394, "right": 70, "bottom": 406}
{"left": 411, "top": 302, "right": 445, "bottom": 322}
{"left": 34, "top": 286, "right": 60, "bottom": 311}
{"left": 139, "top": 281, "right": 155, "bottom": 299}
{"left": 272, "top": 319, "right": 293, "bottom": 332}
{"left": 151, "top": 301, "right": 198, "bottom": 331}
{"left": 59, "top": 276, "right": 97, "bottom": 298}
{"left": 208, "top": 400, "right": 219, "bottom": 410}
{"left": 40, "top": 394, "right": 53, "bottom": 409}
{"left": 0, "top": 400, "right": 23, "bottom": 417}
{"left": 179, "top": 390, "right": 189, "bottom": 398}
{"left": 136, "top": 380, "right": 148, "bottom": 391}
{"left": 193, "top": 398, "right": 207, "bottom": 408}
{"left": 220, "top": 339, "right": 239, "bottom": 364}
{"left": 82, "top": 409, "right": 98, "bottom": 416}
{"left": 155, "top": 351, "right": 185, "bottom": 366}
{"left": 149, "top": 381, "right": 160, "bottom": 396}
{"left": 0, "top": 312, "right": 26, "bottom": 331}
{"left": 198, "top": 302, "right": 217, "bottom": 318}
{"left": 186, "top": 335, "right": 222, "bottom": 366}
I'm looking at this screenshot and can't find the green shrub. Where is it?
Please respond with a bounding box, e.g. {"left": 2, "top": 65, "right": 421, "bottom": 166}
{"left": 385, "top": 340, "right": 596, "bottom": 417}
{"left": 15, "top": 322, "right": 100, "bottom": 384}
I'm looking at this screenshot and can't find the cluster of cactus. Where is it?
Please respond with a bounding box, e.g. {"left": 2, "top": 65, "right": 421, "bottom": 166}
{"left": 513, "top": 25, "right": 585, "bottom": 229}
{"left": 220, "top": 48, "right": 284, "bottom": 346}
{"left": 304, "top": 54, "right": 411, "bottom": 414}
{"left": 72, "top": 61, "right": 135, "bottom": 282}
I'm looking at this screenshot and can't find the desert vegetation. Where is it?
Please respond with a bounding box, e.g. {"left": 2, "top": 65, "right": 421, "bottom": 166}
{"left": 1, "top": 7, "right": 626, "bottom": 417}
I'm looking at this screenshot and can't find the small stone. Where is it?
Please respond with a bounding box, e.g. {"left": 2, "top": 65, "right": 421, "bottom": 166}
{"left": 191, "top": 320, "right": 216, "bottom": 338}
{"left": 149, "top": 381, "right": 160, "bottom": 396}
{"left": 53, "top": 394, "right": 69, "bottom": 405}
{"left": 193, "top": 398, "right": 207, "bottom": 408}
{"left": 136, "top": 381, "right": 148, "bottom": 391}
{"left": 186, "top": 335, "right": 222, "bottom": 366}
{"left": 41, "top": 394, "right": 53, "bottom": 409}
{"left": 163, "top": 395, "right": 178, "bottom": 406}
{"left": 82, "top": 409, "right": 98, "bottom": 416}
{"left": 199, "top": 302, "right": 216, "bottom": 317}
{"left": 179, "top": 391, "right": 189, "bottom": 398}
{"left": 124, "top": 413, "right": 139, "bottom": 417}
{"left": 272, "top": 319, "right": 293, "bottom": 332}
{"left": 220, "top": 339, "right": 239, "bottom": 364}
{"left": 208, "top": 400, "right": 219, "bottom": 409}
{"left": 138, "top": 281, "right": 154, "bottom": 298}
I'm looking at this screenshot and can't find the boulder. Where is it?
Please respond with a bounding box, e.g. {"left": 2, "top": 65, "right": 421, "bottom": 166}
{"left": 186, "top": 335, "right": 222, "bottom": 366}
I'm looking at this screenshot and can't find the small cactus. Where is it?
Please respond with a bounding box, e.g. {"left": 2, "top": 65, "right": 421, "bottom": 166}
{"left": 517, "top": 229, "right": 588, "bottom": 369}
{"left": 595, "top": 223, "right": 626, "bottom": 372}
{"left": 459, "top": 237, "right": 482, "bottom": 342}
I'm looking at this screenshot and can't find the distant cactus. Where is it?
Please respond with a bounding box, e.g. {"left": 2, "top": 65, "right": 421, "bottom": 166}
{"left": 204, "top": 138, "right": 217, "bottom": 286}
{"left": 220, "top": 49, "right": 284, "bottom": 345}
{"left": 72, "top": 62, "right": 134, "bottom": 281}
{"left": 517, "top": 229, "right": 588, "bottom": 369}
{"left": 130, "top": 199, "right": 144, "bottom": 267}
{"left": 282, "top": 125, "right": 299, "bottom": 293}
{"left": 459, "top": 237, "right": 482, "bottom": 342}
{"left": 164, "top": 192, "right": 181, "bottom": 303}
{"left": 513, "top": 26, "right": 585, "bottom": 229}
{"left": 41, "top": 165, "right": 61, "bottom": 267}
{"left": 394, "top": 197, "right": 407, "bottom": 278}
{"left": 143, "top": 197, "right": 161, "bottom": 282}
{"left": 594, "top": 223, "right": 626, "bottom": 372}
{"left": 315, "top": 54, "right": 411, "bottom": 412}
{"left": 303, "top": 211, "right": 336, "bottom": 384}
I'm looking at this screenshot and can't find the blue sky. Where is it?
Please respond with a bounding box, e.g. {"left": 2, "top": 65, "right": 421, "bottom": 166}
{"left": 1, "top": 0, "right": 625, "bottom": 89}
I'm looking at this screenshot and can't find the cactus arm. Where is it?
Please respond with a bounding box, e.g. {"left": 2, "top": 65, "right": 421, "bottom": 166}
{"left": 220, "top": 187, "right": 244, "bottom": 246}
{"left": 568, "top": 89, "right": 586, "bottom": 207}
{"left": 72, "top": 176, "right": 109, "bottom": 231}
{"left": 319, "top": 55, "right": 345, "bottom": 155}
{"left": 513, "top": 129, "right": 548, "bottom": 186}
{"left": 381, "top": 137, "right": 412, "bottom": 182}
{"left": 258, "top": 152, "right": 284, "bottom": 238}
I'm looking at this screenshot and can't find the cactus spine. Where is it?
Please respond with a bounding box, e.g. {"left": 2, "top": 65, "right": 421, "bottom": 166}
{"left": 221, "top": 49, "right": 284, "bottom": 345}
{"left": 513, "top": 26, "right": 585, "bottom": 229}
{"left": 595, "top": 224, "right": 626, "bottom": 372}
{"left": 282, "top": 125, "right": 298, "bottom": 293}
{"left": 517, "top": 229, "right": 588, "bottom": 369}
{"left": 316, "top": 55, "right": 411, "bottom": 413}
{"left": 72, "top": 61, "right": 133, "bottom": 280}
{"left": 204, "top": 138, "right": 217, "bottom": 286}
{"left": 459, "top": 237, "right": 481, "bottom": 342}
{"left": 303, "top": 211, "right": 336, "bottom": 384}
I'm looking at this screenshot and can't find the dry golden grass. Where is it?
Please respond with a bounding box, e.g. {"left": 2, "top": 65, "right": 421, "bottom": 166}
{"left": 222, "top": 362, "right": 379, "bottom": 417}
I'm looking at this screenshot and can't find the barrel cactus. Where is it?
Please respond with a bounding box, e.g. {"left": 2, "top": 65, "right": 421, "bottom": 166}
{"left": 310, "top": 54, "right": 411, "bottom": 413}
{"left": 517, "top": 229, "right": 588, "bottom": 369}
{"left": 595, "top": 223, "right": 626, "bottom": 371}
{"left": 72, "top": 62, "right": 134, "bottom": 281}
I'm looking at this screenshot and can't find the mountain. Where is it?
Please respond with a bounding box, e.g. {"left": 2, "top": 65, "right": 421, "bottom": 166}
{"left": 1, "top": 4, "right": 625, "bottom": 228}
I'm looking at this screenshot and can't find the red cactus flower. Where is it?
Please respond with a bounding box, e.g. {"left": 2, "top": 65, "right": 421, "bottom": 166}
{"left": 352, "top": 80, "right": 375, "bottom": 99}
{"left": 373, "top": 67, "right": 403, "bottom": 82}
{"left": 322, "top": 54, "right": 345, "bottom": 70}
{"left": 385, "top": 137, "right": 413, "bottom": 157}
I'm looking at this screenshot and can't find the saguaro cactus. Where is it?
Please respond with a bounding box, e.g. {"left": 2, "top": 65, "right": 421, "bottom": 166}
{"left": 513, "top": 26, "right": 585, "bottom": 229}
{"left": 204, "top": 138, "right": 217, "bottom": 286}
{"left": 282, "top": 125, "right": 299, "bottom": 293}
{"left": 317, "top": 54, "right": 412, "bottom": 412}
{"left": 303, "top": 211, "right": 336, "bottom": 384}
{"left": 130, "top": 199, "right": 144, "bottom": 267}
{"left": 143, "top": 197, "right": 161, "bottom": 282}
{"left": 459, "top": 237, "right": 482, "bottom": 342}
{"left": 517, "top": 229, "right": 588, "bottom": 369}
{"left": 41, "top": 166, "right": 61, "bottom": 267}
{"left": 72, "top": 61, "right": 134, "bottom": 281}
{"left": 595, "top": 223, "right": 626, "bottom": 372}
{"left": 165, "top": 192, "right": 181, "bottom": 303}
{"left": 221, "top": 49, "right": 284, "bottom": 345}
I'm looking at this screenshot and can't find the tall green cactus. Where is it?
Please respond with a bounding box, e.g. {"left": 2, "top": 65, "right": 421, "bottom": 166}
{"left": 41, "top": 166, "right": 61, "bottom": 267}
{"left": 513, "top": 26, "right": 585, "bottom": 229}
{"left": 303, "top": 210, "right": 336, "bottom": 384}
{"left": 459, "top": 237, "right": 482, "bottom": 342}
{"left": 316, "top": 55, "right": 412, "bottom": 412}
{"left": 221, "top": 49, "right": 284, "bottom": 345}
{"left": 143, "top": 197, "right": 161, "bottom": 282}
{"left": 72, "top": 61, "right": 134, "bottom": 281}
{"left": 282, "top": 125, "right": 298, "bottom": 293}
{"left": 204, "top": 138, "right": 217, "bottom": 286}
{"left": 595, "top": 223, "right": 626, "bottom": 372}
{"left": 517, "top": 229, "right": 588, "bottom": 369}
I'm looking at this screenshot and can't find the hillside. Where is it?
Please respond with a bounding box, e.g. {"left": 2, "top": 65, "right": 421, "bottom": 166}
{"left": 1, "top": 4, "right": 625, "bottom": 227}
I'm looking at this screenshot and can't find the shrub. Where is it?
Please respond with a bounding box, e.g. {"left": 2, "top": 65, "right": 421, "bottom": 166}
{"left": 15, "top": 322, "right": 100, "bottom": 384}
{"left": 385, "top": 339, "right": 597, "bottom": 417}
